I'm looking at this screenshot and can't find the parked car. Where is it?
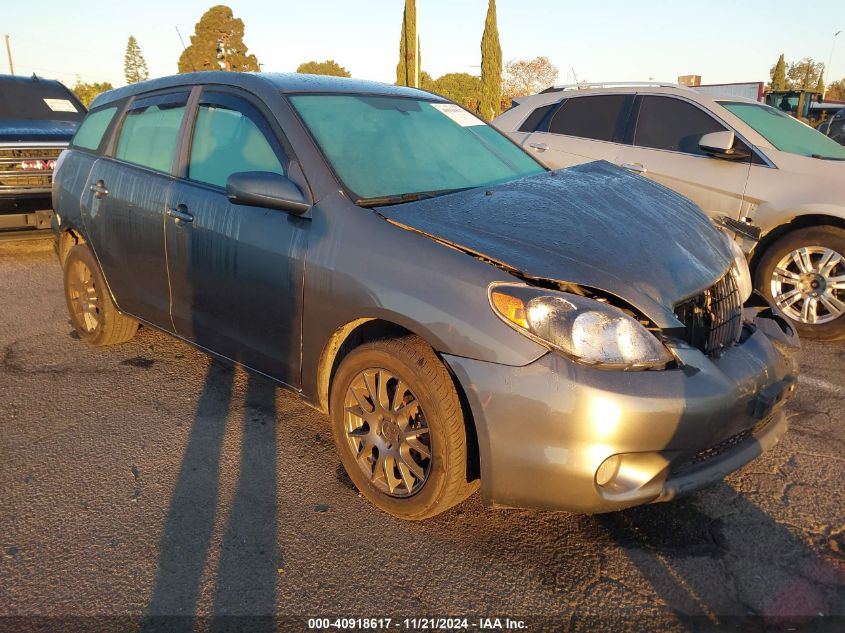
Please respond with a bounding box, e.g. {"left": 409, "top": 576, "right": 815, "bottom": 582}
{"left": 0, "top": 74, "right": 85, "bottom": 237}
{"left": 818, "top": 107, "right": 845, "bottom": 146}
{"left": 495, "top": 83, "right": 845, "bottom": 340}
{"left": 53, "top": 73, "right": 799, "bottom": 519}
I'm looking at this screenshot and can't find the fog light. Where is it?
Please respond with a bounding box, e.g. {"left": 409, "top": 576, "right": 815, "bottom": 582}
{"left": 595, "top": 454, "right": 621, "bottom": 487}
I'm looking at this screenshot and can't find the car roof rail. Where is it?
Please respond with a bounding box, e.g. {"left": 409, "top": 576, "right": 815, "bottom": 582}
{"left": 539, "top": 81, "right": 693, "bottom": 94}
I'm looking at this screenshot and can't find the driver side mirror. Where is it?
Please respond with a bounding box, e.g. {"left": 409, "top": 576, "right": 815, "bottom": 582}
{"left": 699, "top": 130, "right": 750, "bottom": 161}
{"left": 226, "top": 171, "right": 311, "bottom": 215}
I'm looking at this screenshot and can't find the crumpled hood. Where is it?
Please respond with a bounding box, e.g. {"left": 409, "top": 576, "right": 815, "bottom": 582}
{"left": 0, "top": 119, "right": 78, "bottom": 143}
{"left": 377, "top": 161, "right": 732, "bottom": 329}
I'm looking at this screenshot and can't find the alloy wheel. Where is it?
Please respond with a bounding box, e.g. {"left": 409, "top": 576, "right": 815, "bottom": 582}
{"left": 342, "top": 368, "right": 432, "bottom": 497}
{"left": 771, "top": 245, "right": 845, "bottom": 325}
{"left": 67, "top": 259, "right": 101, "bottom": 333}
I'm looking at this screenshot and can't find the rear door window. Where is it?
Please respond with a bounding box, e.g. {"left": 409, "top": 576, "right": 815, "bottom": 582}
{"left": 633, "top": 96, "right": 725, "bottom": 155}
{"left": 115, "top": 92, "right": 189, "bottom": 173}
{"left": 188, "top": 92, "right": 284, "bottom": 189}
{"left": 547, "top": 95, "right": 627, "bottom": 142}
{"left": 72, "top": 106, "right": 118, "bottom": 151}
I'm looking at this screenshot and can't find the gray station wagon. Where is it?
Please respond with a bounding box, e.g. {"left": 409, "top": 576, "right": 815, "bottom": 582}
{"left": 52, "top": 73, "right": 799, "bottom": 519}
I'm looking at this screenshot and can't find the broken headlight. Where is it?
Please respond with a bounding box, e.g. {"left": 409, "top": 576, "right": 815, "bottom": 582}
{"left": 489, "top": 283, "right": 674, "bottom": 370}
{"left": 726, "top": 237, "right": 753, "bottom": 303}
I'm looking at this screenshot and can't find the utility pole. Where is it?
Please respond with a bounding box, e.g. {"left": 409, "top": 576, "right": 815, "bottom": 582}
{"left": 827, "top": 30, "right": 842, "bottom": 97}
{"left": 4, "top": 34, "right": 14, "bottom": 75}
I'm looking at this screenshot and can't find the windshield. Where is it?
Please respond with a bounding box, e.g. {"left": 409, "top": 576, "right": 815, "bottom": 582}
{"left": 720, "top": 101, "right": 845, "bottom": 160}
{"left": 0, "top": 79, "right": 85, "bottom": 122}
{"left": 289, "top": 94, "right": 545, "bottom": 201}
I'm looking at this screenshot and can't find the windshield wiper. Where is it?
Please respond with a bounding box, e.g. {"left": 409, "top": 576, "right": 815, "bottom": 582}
{"left": 810, "top": 154, "right": 845, "bottom": 161}
{"left": 356, "top": 187, "right": 472, "bottom": 207}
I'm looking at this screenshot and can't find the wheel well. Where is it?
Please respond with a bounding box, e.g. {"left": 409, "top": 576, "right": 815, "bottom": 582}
{"left": 317, "top": 318, "right": 481, "bottom": 482}
{"left": 58, "top": 228, "right": 86, "bottom": 267}
{"left": 750, "top": 215, "right": 845, "bottom": 280}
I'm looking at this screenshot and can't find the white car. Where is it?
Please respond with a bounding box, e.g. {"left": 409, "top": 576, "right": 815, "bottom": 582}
{"left": 495, "top": 82, "right": 845, "bottom": 340}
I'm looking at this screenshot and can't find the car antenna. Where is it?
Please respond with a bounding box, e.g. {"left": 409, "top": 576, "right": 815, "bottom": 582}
{"left": 175, "top": 26, "right": 197, "bottom": 72}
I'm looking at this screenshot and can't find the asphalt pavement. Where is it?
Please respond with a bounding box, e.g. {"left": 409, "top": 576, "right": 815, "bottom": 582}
{"left": 1, "top": 238, "right": 843, "bottom": 631}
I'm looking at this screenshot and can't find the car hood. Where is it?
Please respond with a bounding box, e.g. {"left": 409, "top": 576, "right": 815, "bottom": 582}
{"left": 0, "top": 119, "right": 79, "bottom": 143}
{"left": 377, "top": 161, "right": 732, "bottom": 329}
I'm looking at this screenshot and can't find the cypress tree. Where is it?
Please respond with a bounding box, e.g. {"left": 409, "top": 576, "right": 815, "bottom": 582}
{"left": 396, "top": 0, "right": 418, "bottom": 87}
{"left": 124, "top": 36, "right": 149, "bottom": 84}
{"left": 815, "top": 72, "right": 825, "bottom": 95}
{"left": 771, "top": 54, "right": 787, "bottom": 91}
{"left": 479, "top": 0, "right": 502, "bottom": 120}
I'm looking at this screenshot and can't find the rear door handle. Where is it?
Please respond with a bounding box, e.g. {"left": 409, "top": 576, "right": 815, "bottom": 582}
{"left": 89, "top": 180, "right": 109, "bottom": 198}
{"left": 529, "top": 142, "right": 548, "bottom": 152}
{"left": 622, "top": 162, "right": 647, "bottom": 174}
{"left": 167, "top": 205, "right": 193, "bottom": 224}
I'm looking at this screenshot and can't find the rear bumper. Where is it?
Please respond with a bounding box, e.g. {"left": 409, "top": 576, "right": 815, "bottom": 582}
{"left": 443, "top": 306, "right": 800, "bottom": 513}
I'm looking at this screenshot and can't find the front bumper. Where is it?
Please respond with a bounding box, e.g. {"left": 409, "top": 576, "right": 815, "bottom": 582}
{"left": 443, "top": 307, "right": 800, "bottom": 513}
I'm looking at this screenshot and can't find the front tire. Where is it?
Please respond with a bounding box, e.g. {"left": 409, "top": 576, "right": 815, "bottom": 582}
{"left": 63, "top": 244, "right": 139, "bottom": 346}
{"left": 330, "top": 335, "right": 476, "bottom": 520}
{"left": 755, "top": 225, "right": 845, "bottom": 340}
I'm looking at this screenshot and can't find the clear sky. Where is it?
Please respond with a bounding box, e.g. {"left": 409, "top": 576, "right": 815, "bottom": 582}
{"left": 2, "top": 1, "right": 844, "bottom": 89}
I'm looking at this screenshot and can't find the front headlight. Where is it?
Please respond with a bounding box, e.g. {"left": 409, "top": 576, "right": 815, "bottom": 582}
{"left": 726, "top": 236, "right": 753, "bottom": 303}
{"left": 489, "top": 283, "right": 674, "bottom": 370}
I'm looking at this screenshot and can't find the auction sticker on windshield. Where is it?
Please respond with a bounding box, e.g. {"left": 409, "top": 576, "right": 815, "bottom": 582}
{"left": 43, "top": 98, "right": 77, "bottom": 112}
{"left": 431, "top": 103, "right": 484, "bottom": 127}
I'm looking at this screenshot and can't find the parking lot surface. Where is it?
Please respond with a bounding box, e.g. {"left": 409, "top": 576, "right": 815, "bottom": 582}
{"left": 1, "top": 239, "right": 843, "bottom": 630}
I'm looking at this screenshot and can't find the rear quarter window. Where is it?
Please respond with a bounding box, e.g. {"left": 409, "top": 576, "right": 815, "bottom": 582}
{"left": 518, "top": 103, "right": 557, "bottom": 132}
{"left": 71, "top": 107, "right": 118, "bottom": 151}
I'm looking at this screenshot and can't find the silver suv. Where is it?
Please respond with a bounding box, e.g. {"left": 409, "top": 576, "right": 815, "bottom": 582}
{"left": 495, "top": 82, "right": 845, "bottom": 340}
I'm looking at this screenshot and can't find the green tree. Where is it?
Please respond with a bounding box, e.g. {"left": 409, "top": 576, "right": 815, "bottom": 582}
{"left": 816, "top": 73, "right": 825, "bottom": 95}
{"left": 71, "top": 78, "right": 114, "bottom": 108}
{"left": 786, "top": 57, "right": 824, "bottom": 90}
{"left": 177, "top": 5, "right": 259, "bottom": 73}
{"left": 124, "top": 35, "right": 149, "bottom": 84}
{"left": 479, "top": 0, "right": 502, "bottom": 120}
{"left": 430, "top": 72, "right": 481, "bottom": 111}
{"left": 827, "top": 78, "right": 845, "bottom": 100}
{"left": 770, "top": 53, "right": 786, "bottom": 91}
{"left": 296, "top": 60, "right": 351, "bottom": 77}
{"left": 396, "top": 0, "right": 419, "bottom": 86}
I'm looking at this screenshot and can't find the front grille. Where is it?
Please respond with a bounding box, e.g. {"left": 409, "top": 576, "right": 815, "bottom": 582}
{"left": 672, "top": 414, "right": 775, "bottom": 474}
{"left": 674, "top": 271, "right": 742, "bottom": 356}
{"left": 0, "top": 146, "right": 64, "bottom": 192}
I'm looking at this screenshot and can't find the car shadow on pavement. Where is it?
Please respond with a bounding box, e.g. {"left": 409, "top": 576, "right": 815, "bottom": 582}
{"left": 142, "top": 360, "right": 280, "bottom": 633}
{"left": 594, "top": 484, "right": 845, "bottom": 628}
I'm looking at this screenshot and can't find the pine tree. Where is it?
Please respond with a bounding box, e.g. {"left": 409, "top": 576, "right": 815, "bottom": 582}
{"left": 177, "top": 5, "right": 259, "bottom": 73}
{"left": 479, "top": 0, "right": 502, "bottom": 120}
{"left": 396, "top": 0, "right": 419, "bottom": 86}
{"left": 124, "top": 36, "right": 149, "bottom": 84}
{"left": 771, "top": 54, "right": 787, "bottom": 91}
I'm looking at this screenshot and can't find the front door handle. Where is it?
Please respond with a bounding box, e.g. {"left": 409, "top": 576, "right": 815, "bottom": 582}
{"left": 89, "top": 180, "right": 109, "bottom": 198}
{"left": 167, "top": 205, "right": 193, "bottom": 224}
{"left": 529, "top": 142, "right": 548, "bottom": 152}
{"left": 622, "top": 162, "right": 647, "bottom": 174}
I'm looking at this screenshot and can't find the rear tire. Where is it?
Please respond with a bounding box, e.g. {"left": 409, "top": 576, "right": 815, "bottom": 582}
{"left": 330, "top": 335, "right": 477, "bottom": 520}
{"left": 755, "top": 225, "right": 845, "bottom": 341}
{"left": 63, "top": 244, "right": 139, "bottom": 346}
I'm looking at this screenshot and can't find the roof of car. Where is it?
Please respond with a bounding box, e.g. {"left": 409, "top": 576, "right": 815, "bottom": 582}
{"left": 0, "top": 73, "right": 68, "bottom": 88}
{"left": 512, "top": 84, "right": 762, "bottom": 107}
{"left": 90, "top": 71, "right": 441, "bottom": 109}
